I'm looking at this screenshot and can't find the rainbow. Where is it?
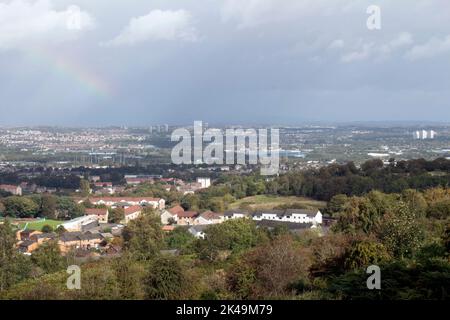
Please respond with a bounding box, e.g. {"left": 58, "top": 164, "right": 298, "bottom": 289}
{"left": 25, "top": 46, "right": 114, "bottom": 98}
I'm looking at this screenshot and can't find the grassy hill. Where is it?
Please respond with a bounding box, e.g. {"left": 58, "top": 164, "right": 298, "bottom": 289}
{"left": 229, "top": 195, "right": 326, "bottom": 211}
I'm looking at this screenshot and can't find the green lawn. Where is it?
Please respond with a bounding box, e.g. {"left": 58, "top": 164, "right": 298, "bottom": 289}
{"left": 229, "top": 195, "right": 326, "bottom": 211}
{"left": 17, "top": 219, "right": 63, "bottom": 231}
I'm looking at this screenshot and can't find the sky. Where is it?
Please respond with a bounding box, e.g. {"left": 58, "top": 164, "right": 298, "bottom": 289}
{"left": 1, "top": 0, "right": 450, "bottom": 126}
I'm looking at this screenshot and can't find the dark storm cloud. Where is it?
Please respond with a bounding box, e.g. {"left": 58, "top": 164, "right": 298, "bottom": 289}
{"left": 0, "top": 0, "right": 450, "bottom": 126}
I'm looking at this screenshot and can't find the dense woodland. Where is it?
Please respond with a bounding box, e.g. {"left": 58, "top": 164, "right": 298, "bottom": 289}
{"left": 0, "top": 158, "right": 449, "bottom": 299}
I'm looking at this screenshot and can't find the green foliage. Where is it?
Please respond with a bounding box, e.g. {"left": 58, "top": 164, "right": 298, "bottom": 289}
{"left": 401, "top": 189, "right": 428, "bottom": 218}
{"left": 334, "top": 192, "right": 394, "bottom": 235}
{"left": 79, "top": 179, "right": 91, "bottom": 197}
{"left": 0, "top": 221, "right": 31, "bottom": 292}
{"left": 427, "top": 199, "right": 450, "bottom": 219}
{"left": 122, "top": 212, "right": 163, "bottom": 261}
{"left": 181, "top": 194, "right": 200, "bottom": 211}
{"left": 195, "top": 219, "right": 267, "bottom": 261}
{"left": 227, "top": 236, "right": 312, "bottom": 299}
{"left": 31, "top": 241, "right": 66, "bottom": 274}
{"left": 56, "top": 197, "right": 84, "bottom": 219}
{"left": 74, "top": 262, "right": 121, "bottom": 300}
{"left": 112, "top": 253, "right": 146, "bottom": 299}
{"left": 40, "top": 194, "right": 57, "bottom": 219}
{"left": 326, "top": 194, "right": 348, "bottom": 216}
{"left": 2, "top": 196, "right": 39, "bottom": 218}
{"left": 379, "top": 204, "right": 425, "bottom": 258}
{"left": 41, "top": 224, "right": 53, "bottom": 233}
{"left": 108, "top": 208, "right": 125, "bottom": 223}
{"left": 343, "top": 240, "right": 390, "bottom": 270}
{"left": 327, "top": 259, "right": 450, "bottom": 300}
{"left": 164, "top": 227, "right": 195, "bottom": 253}
{"left": 144, "top": 256, "right": 191, "bottom": 300}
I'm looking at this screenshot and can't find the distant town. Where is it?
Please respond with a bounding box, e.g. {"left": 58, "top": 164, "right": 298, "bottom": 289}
{"left": 0, "top": 123, "right": 449, "bottom": 300}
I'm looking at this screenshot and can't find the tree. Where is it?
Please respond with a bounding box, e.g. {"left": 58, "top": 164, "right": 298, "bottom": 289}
{"left": 57, "top": 197, "right": 84, "bottom": 219}
{"left": 181, "top": 194, "right": 200, "bottom": 211}
{"left": 401, "top": 189, "right": 428, "bottom": 218}
{"left": 2, "top": 196, "right": 39, "bottom": 218}
{"left": 326, "top": 194, "right": 348, "bottom": 216}
{"left": 55, "top": 225, "right": 67, "bottom": 234}
{"left": 196, "top": 219, "right": 267, "bottom": 261}
{"left": 144, "top": 256, "right": 191, "bottom": 299}
{"left": 80, "top": 179, "right": 91, "bottom": 197}
{"left": 427, "top": 199, "right": 450, "bottom": 220}
{"left": 227, "top": 236, "right": 312, "bottom": 299}
{"left": 122, "top": 212, "right": 163, "bottom": 261}
{"left": 164, "top": 227, "right": 195, "bottom": 252}
{"left": 343, "top": 240, "right": 390, "bottom": 270}
{"left": 40, "top": 194, "right": 57, "bottom": 219}
{"left": 206, "top": 198, "right": 225, "bottom": 212}
{"left": 361, "top": 159, "right": 383, "bottom": 173}
{"left": 379, "top": 204, "right": 425, "bottom": 258}
{"left": 31, "top": 241, "right": 66, "bottom": 274}
{"left": 108, "top": 208, "right": 125, "bottom": 223}
{"left": 0, "top": 202, "right": 6, "bottom": 216}
{"left": 0, "top": 221, "right": 31, "bottom": 291}
{"left": 41, "top": 225, "right": 54, "bottom": 233}
{"left": 327, "top": 259, "right": 450, "bottom": 300}
{"left": 113, "top": 252, "right": 146, "bottom": 299}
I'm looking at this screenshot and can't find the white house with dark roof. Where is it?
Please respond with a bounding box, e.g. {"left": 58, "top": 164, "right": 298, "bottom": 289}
{"left": 188, "top": 225, "right": 208, "bottom": 239}
{"left": 194, "top": 211, "right": 224, "bottom": 225}
{"left": 252, "top": 209, "right": 322, "bottom": 225}
{"left": 223, "top": 210, "right": 247, "bottom": 220}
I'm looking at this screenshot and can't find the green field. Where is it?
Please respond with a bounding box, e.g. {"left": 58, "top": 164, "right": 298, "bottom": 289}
{"left": 17, "top": 219, "right": 63, "bottom": 231}
{"left": 229, "top": 195, "right": 326, "bottom": 211}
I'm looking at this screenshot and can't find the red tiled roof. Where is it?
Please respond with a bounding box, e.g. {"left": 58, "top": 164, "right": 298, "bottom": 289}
{"left": 94, "top": 182, "right": 113, "bottom": 187}
{"left": 200, "top": 211, "right": 222, "bottom": 220}
{"left": 85, "top": 208, "right": 108, "bottom": 216}
{"left": 89, "top": 197, "right": 162, "bottom": 202}
{"left": 0, "top": 184, "right": 19, "bottom": 191}
{"left": 168, "top": 205, "right": 184, "bottom": 215}
{"left": 178, "top": 211, "right": 199, "bottom": 218}
{"left": 124, "top": 205, "right": 143, "bottom": 216}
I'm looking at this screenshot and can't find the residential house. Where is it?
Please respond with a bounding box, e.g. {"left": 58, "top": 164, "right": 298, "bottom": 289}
{"left": 0, "top": 184, "right": 22, "bottom": 195}
{"left": 196, "top": 177, "right": 211, "bottom": 189}
{"left": 61, "top": 215, "right": 99, "bottom": 232}
{"left": 123, "top": 205, "right": 142, "bottom": 224}
{"left": 160, "top": 205, "right": 185, "bottom": 225}
{"left": 223, "top": 210, "right": 247, "bottom": 220}
{"left": 94, "top": 182, "right": 113, "bottom": 188}
{"left": 188, "top": 225, "right": 208, "bottom": 239}
{"left": 58, "top": 231, "right": 104, "bottom": 254}
{"left": 18, "top": 240, "right": 39, "bottom": 253}
{"left": 87, "top": 197, "right": 165, "bottom": 210}
{"left": 252, "top": 209, "right": 322, "bottom": 225}
{"left": 16, "top": 229, "right": 42, "bottom": 241}
{"left": 85, "top": 208, "right": 109, "bottom": 224}
{"left": 177, "top": 211, "right": 199, "bottom": 226}
{"left": 177, "top": 182, "right": 202, "bottom": 195}
{"left": 89, "top": 176, "right": 101, "bottom": 182}
{"left": 93, "top": 182, "right": 114, "bottom": 195}
{"left": 125, "top": 177, "right": 154, "bottom": 185}
{"left": 195, "top": 211, "right": 224, "bottom": 225}
{"left": 168, "top": 205, "right": 185, "bottom": 216}
{"left": 160, "top": 210, "right": 178, "bottom": 225}
{"left": 31, "top": 233, "right": 57, "bottom": 244}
